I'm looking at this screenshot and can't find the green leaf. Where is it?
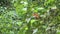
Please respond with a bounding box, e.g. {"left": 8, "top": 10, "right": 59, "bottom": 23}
{"left": 31, "top": 19, "right": 36, "bottom": 24}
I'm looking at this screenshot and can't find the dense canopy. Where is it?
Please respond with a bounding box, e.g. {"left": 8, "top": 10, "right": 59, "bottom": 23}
{"left": 0, "top": 0, "right": 60, "bottom": 34}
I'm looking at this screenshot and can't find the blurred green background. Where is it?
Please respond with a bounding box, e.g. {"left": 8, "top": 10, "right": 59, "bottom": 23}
{"left": 0, "top": 0, "right": 60, "bottom": 34}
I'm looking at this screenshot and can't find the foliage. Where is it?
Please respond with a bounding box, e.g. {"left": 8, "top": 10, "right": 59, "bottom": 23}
{"left": 0, "top": 0, "right": 60, "bottom": 34}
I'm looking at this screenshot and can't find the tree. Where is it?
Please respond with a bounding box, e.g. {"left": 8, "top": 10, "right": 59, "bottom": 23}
{"left": 0, "top": 0, "right": 60, "bottom": 34}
